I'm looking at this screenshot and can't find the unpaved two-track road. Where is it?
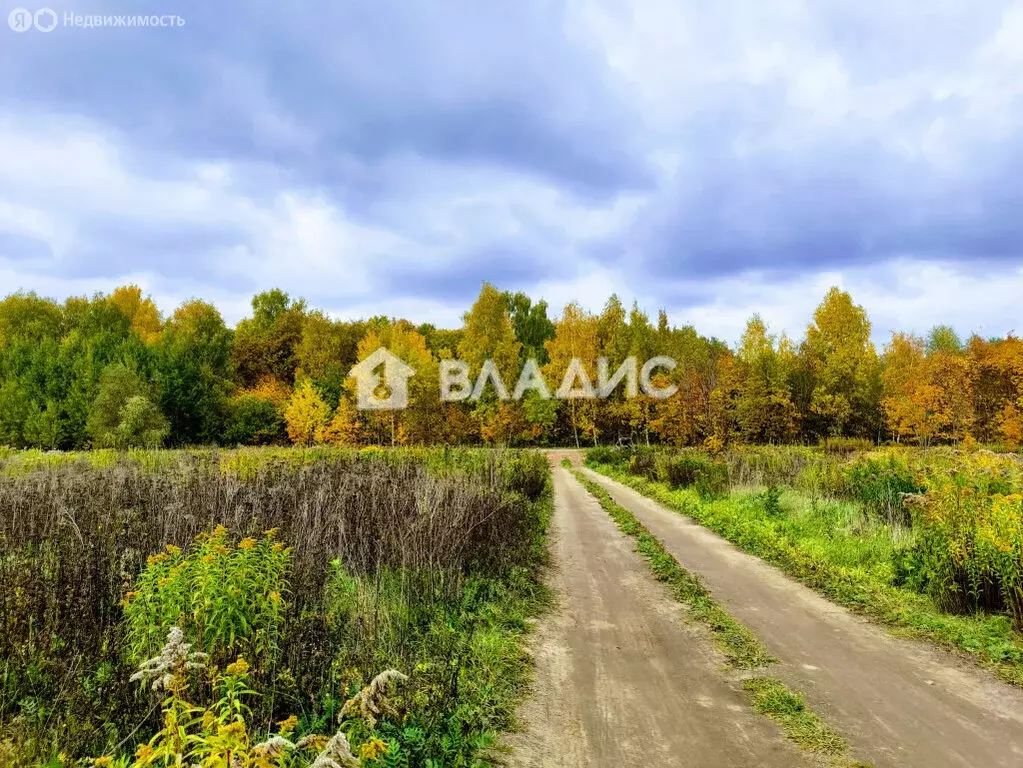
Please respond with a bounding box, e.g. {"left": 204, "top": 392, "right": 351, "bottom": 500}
{"left": 507, "top": 457, "right": 1023, "bottom": 767}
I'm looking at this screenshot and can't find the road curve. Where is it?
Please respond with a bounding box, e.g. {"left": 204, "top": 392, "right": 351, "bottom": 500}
{"left": 506, "top": 465, "right": 812, "bottom": 768}
{"left": 582, "top": 465, "right": 1023, "bottom": 768}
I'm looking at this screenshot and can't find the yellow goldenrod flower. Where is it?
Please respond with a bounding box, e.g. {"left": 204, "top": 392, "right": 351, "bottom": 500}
{"left": 360, "top": 738, "right": 389, "bottom": 760}
{"left": 264, "top": 527, "right": 279, "bottom": 539}
{"left": 165, "top": 544, "right": 182, "bottom": 557}
{"left": 219, "top": 720, "right": 246, "bottom": 738}
{"left": 146, "top": 552, "right": 170, "bottom": 566}
{"left": 92, "top": 757, "right": 113, "bottom": 767}
{"left": 271, "top": 542, "right": 286, "bottom": 553}
{"left": 212, "top": 524, "right": 229, "bottom": 539}
{"left": 135, "top": 743, "right": 155, "bottom": 760}
{"left": 296, "top": 734, "right": 328, "bottom": 751}
{"left": 270, "top": 591, "right": 282, "bottom": 604}
{"left": 276, "top": 714, "right": 298, "bottom": 734}
{"left": 238, "top": 537, "right": 257, "bottom": 550}
{"left": 226, "top": 657, "right": 250, "bottom": 676}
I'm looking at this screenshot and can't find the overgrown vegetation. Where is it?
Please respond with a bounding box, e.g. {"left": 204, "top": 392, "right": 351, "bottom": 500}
{"left": 0, "top": 447, "right": 551, "bottom": 766}
{"left": 587, "top": 444, "right": 1023, "bottom": 685}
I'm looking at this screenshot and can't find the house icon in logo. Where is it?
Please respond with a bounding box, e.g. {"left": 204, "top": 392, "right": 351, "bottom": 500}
{"left": 349, "top": 347, "right": 416, "bottom": 410}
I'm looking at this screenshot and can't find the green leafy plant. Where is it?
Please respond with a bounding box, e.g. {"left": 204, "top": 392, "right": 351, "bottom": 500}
{"left": 123, "top": 527, "right": 291, "bottom": 674}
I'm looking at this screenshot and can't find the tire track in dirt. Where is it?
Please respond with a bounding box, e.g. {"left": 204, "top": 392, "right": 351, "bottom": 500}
{"left": 582, "top": 466, "right": 1023, "bottom": 768}
{"left": 505, "top": 465, "right": 813, "bottom": 767}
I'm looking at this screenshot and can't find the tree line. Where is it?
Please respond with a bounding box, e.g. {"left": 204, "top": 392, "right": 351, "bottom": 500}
{"left": 0, "top": 283, "right": 1020, "bottom": 450}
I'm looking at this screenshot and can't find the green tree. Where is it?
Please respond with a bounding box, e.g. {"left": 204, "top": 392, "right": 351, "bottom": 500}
{"left": 504, "top": 291, "right": 555, "bottom": 365}
{"left": 296, "top": 312, "right": 365, "bottom": 407}
{"left": 231, "top": 289, "right": 307, "bottom": 387}
{"left": 87, "top": 364, "right": 169, "bottom": 448}
{"left": 155, "top": 300, "right": 233, "bottom": 445}
{"left": 226, "top": 394, "right": 285, "bottom": 445}
{"left": 926, "top": 325, "right": 963, "bottom": 356}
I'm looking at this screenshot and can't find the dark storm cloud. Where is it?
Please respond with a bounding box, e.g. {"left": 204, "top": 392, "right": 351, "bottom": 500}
{"left": 0, "top": 0, "right": 650, "bottom": 198}
{"left": 2, "top": 0, "right": 1023, "bottom": 320}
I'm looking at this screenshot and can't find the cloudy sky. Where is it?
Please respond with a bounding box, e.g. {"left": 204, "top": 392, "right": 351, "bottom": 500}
{"left": 2, "top": 0, "right": 1023, "bottom": 345}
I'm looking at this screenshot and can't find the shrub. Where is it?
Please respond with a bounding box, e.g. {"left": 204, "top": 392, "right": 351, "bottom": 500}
{"left": 843, "top": 451, "right": 925, "bottom": 525}
{"left": 890, "top": 542, "right": 932, "bottom": 593}
{"left": 88, "top": 364, "right": 169, "bottom": 449}
{"left": 227, "top": 394, "right": 286, "bottom": 445}
{"left": 911, "top": 456, "right": 1023, "bottom": 627}
{"left": 499, "top": 450, "right": 550, "bottom": 502}
{"left": 657, "top": 453, "right": 730, "bottom": 500}
{"left": 586, "top": 446, "right": 630, "bottom": 467}
{"left": 819, "top": 436, "right": 873, "bottom": 454}
{"left": 627, "top": 448, "right": 657, "bottom": 480}
{"left": 760, "top": 485, "right": 784, "bottom": 518}
{"left": 98, "top": 626, "right": 407, "bottom": 768}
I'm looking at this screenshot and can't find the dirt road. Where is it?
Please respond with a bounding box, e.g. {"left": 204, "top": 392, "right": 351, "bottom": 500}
{"left": 580, "top": 466, "right": 1023, "bottom": 768}
{"left": 507, "top": 465, "right": 812, "bottom": 767}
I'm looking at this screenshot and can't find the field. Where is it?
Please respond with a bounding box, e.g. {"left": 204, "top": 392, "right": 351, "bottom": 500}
{"left": 0, "top": 447, "right": 551, "bottom": 767}
{"left": 585, "top": 443, "right": 1023, "bottom": 682}
{"left": 5, "top": 442, "right": 1023, "bottom": 767}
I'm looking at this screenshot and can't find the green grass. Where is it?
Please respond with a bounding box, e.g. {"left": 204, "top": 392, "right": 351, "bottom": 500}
{"left": 742, "top": 677, "right": 848, "bottom": 756}
{"left": 571, "top": 470, "right": 861, "bottom": 764}
{"left": 588, "top": 462, "right": 1023, "bottom": 686}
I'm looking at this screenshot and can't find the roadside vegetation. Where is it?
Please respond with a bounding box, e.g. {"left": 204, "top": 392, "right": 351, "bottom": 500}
{"left": 586, "top": 444, "right": 1023, "bottom": 685}
{"left": 571, "top": 470, "right": 860, "bottom": 765}
{"left": 0, "top": 447, "right": 551, "bottom": 767}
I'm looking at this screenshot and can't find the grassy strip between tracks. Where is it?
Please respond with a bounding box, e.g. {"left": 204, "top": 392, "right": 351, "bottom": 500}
{"left": 570, "top": 466, "right": 866, "bottom": 766}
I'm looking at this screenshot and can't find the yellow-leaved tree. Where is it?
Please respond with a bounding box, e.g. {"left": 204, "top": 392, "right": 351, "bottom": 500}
{"left": 110, "top": 285, "right": 163, "bottom": 345}
{"left": 799, "top": 287, "right": 881, "bottom": 439}
{"left": 544, "top": 302, "right": 599, "bottom": 447}
{"left": 317, "top": 395, "right": 364, "bottom": 446}
{"left": 354, "top": 320, "right": 437, "bottom": 445}
{"left": 284, "top": 378, "right": 329, "bottom": 445}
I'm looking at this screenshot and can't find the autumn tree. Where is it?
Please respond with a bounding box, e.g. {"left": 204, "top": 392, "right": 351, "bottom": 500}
{"left": 798, "top": 288, "right": 881, "bottom": 439}
{"left": 284, "top": 377, "right": 330, "bottom": 445}
{"left": 356, "top": 320, "right": 437, "bottom": 445}
{"left": 545, "top": 302, "right": 599, "bottom": 447}
{"left": 459, "top": 284, "right": 523, "bottom": 442}
{"left": 734, "top": 315, "right": 798, "bottom": 443}
{"left": 459, "top": 284, "right": 521, "bottom": 384}
{"left": 968, "top": 336, "right": 1023, "bottom": 443}
{"left": 317, "top": 395, "right": 364, "bottom": 446}
{"left": 226, "top": 372, "right": 292, "bottom": 446}
{"left": 231, "top": 289, "right": 307, "bottom": 387}
{"left": 110, "top": 285, "right": 163, "bottom": 345}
